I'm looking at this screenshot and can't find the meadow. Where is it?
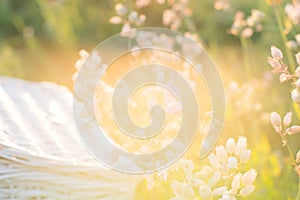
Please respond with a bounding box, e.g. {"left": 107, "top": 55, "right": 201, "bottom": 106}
{"left": 1, "top": 0, "right": 300, "bottom": 199}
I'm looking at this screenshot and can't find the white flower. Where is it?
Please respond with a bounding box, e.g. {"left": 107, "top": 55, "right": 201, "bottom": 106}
{"left": 179, "top": 159, "right": 194, "bottom": 176}
{"left": 241, "top": 169, "right": 257, "bottom": 186}
{"left": 271, "top": 46, "right": 283, "bottom": 59}
{"left": 239, "top": 149, "right": 251, "bottom": 163}
{"left": 136, "top": 0, "right": 151, "bottom": 8}
{"left": 227, "top": 156, "right": 238, "bottom": 169}
{"left": 128, "top": 11, "right": 138, "bottom": 22}
{"left": 270, "top": 111, "right": 282, "bottom": 127}
{"left": 251, "top": 9, "right": 265, "bottom": 21}
{"left": 285, "top": 3, "right": 300, "bottom": 25}
{"left": 208, "top": 153, "right": 221, "bottom": 169}
{"left": 241, "top": 27, "right": 253, "bottom": 38}
{"left": 239, "top": 185, "right": 255, "bottom": 196}
{"left": 194, "top": 165, "right": 214, "bottom": 179}
{"left": 296, "top": 34, "right": 300, "bottom": 44}
{"left": 220, "top": 163, "right": 230, "bottom": 174}
{"left": 136, "top": 14, "right": 146, "bottom": 26}
{"left": 115, "top": 3, "right": 127, "bottom": 16}
{"left": 292, "top": 89, "right": 300, "bottom": 104}
{"left": 171, "top": 181, "right": 195, "bottom": 198}
{"left": 109, "top": 16, "right": 123, "bottom": 24}
{"left": 199, "top": 184, "right": 212, "bottom": 199}
{"left": 286, "top": 125, "right": 300, "bottom": 135}
{"left": 286, "top": 40, "right": 298, "bottom": 50}
{"left": 234, "top": 137, "right": 247, "bottom": 156}
{"left": 268, "top": 57, "right": 281, "bottom": 69}
{"left": 212, "top": 186, "right": 227, "bottom": 195}
{"left": 216, "top": 146, "right": 228, "bottom": 163}
{"left": 283, "top": 112, "right": 293, "bottom": 127}
{"left": 231, "top": 173, "right": 242, "bottom": 191}
{"left": 219, "top": 192, "right": 236, "bottom": 200}
{"left": 226, "top": 138, "right": 236, "bottom": 154}
{"left": 208, "top": 170, "right": 222, "bottom": 187}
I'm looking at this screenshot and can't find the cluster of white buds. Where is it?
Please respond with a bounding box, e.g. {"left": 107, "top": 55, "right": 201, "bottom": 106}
{"left": 270, "top": 111, "right": 300, "bottom": 146}
{"left": 214, "top": 0, "right": 230, "bottom": 11}
{"left": 229, "top": 9, "right": 265, "bottom": 38}
{"left": 135, "top": 0, "right": 166, "bottom": 9}
{"left": 268, "top": 46, "right": 300, "bottom": 84}
{"left": 286, "top": 34, "right": 300, "bottom": 51}
{"left": 267, "top": 46, "right": 300, "bottom": 104}
{"left": 162, "top": 0, "right": 193, "bottom": 30}
{"left": 109, "top": 3, "right": 146, "bottom": 36}
{"left": 268, "top": 46, "right": 290, "bottom": 82}
{"left": 285, "top": 1, "right": 300, "bottom": 25}
{"left": 170, "top": 137, "right": 257, "bottom": 200}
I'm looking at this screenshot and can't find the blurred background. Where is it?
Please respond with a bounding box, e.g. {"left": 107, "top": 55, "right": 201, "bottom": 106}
{"left": 0, "top": 0, "right": 278, "bottom": 87}
{"left": 1, "top": 0, "right": 300, "bottom": 199}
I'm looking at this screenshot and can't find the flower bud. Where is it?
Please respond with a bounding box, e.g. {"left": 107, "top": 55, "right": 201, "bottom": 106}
{"left": 270, "top": 111, "right": 282, "bottom": 127}
{"left": 271, "top": 46, "right": 283, "bottom": 59}
{"left": 268, "top": 57, "right": 281, "bottom": 69}
{"left": 286, "top": 40, "right": 298, "bottom": 50}
{"left": 231, "top": 173, "right": 242, "bottom": 190}
{"left": 199, "top": 184, "right": 212, "bottom": 200}
{"left": 240, "top": 149, "right": 251, "bottom": 163}
{"left": 295, "top": 67, "right": 300, "bottom": 77}
{"left": 241, "top": 169, "right": 257, "bottom": 186}
{"left": 194, "top": 165, "right": 214, "bottom": 179}
{"left": 235, "top": 136, "right": 247, "bottom": 156}
{"left": 283, "top": 112, "right": 292, "bottom": 127}
{"left": 226, "top": 138, "right": 236, "bottom": 154}
{"left": 109, "top": 16, "right": 122, "bottom": 24}
{"left": 292, "top": 89, "right": 300, "bottom": 104}
{"left": 241, "top": 27, "right": 253, "bottom": 38}
{"left": 128, "top": 11, "right": 138, "bottom": 22}
{"left": 227, "top": 156, "right": 238, "bottom": 169}
{"left": 296, "top": 53, "right": 300, "bottom": 66}
{"left": 115, "top": 3, "right": 127, "bottom": 16}
{"left": 216, "top": 146, "right": 228, "bottom": 163}
{"left": 136, "top": 14, "right": 146, "bottom": 26}
{"left": 296, "top": 34, "right": 300, "bottom": 44}
{"left": 208, "top": 153, "right": 221, "bottom": 169}
{"left": 286, "top": 125, "right": 300, "bottom": 135}
{"left": 212, "top": 186, "right": 227, "bottom": 195}
{"left": 279, "top": 73, "right": 287, "bottom": 83}
{"left": 239, "top": 185, "right": 255, "bottom": 196}
{"left": 296, "top": 78, "right": 300, "bottom": 88}
{"left": 251, "top": 9, "right": 265, "bottom": 21}
{"left": 208, "top": 171, "right": 222, "bottom": 187}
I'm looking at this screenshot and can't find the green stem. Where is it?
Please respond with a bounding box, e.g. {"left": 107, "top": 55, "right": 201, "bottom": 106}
{"left": 286, "top": 143, "right": 300, "bottom": 200}
{"left": 286, "top": 143, "right": 296, "bottom": 164}
{"left": 273, "top": 4, "right": 296, "bottom": 71}
{"left": 240, "top": 37, "right": 251, "bottom": 80}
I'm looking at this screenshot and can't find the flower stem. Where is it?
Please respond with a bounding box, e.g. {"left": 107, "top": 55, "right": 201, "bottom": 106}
{"left": 286, "top": 143, "right": 296, "bottom": 164}
{"left": 240, "top": 37, "right": 251, "bottom": 80}
{"left": 286, "top": 143, "right": 300, "bottom": 200}
{"left": 273, "top": 3, "right": 296, "bottom": 71}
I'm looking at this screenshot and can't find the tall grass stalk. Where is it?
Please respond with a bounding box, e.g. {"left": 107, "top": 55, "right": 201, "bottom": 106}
{"left": 273, "top": 3, "right": 296, "bottom": 71}
{"left": 286, "top": 143, "right": 300, "bottom": 200}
